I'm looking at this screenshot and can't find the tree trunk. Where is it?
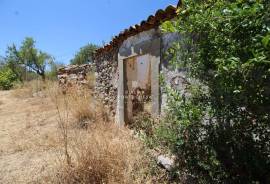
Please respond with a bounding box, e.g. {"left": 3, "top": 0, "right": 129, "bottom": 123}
{"left": 41, "top": 73, "right": 46, "bottom": 81}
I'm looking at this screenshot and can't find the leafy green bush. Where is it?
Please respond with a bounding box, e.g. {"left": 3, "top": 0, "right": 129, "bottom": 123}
{"left": 0, "top": 67, "right": 18, "bottom": 90}
{"left": 159, "top": 0, "right": 270, "bottom": 183}
{"left": 70, "top": 43, "right": 99, "bottom": 65}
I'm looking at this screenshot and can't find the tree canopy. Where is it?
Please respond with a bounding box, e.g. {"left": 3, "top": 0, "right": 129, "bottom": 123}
{"left": 5, "top": 37, "right": 53, "bottom": 81}
{"left": 70, "top": 43, "right": 99, "bottom": 65}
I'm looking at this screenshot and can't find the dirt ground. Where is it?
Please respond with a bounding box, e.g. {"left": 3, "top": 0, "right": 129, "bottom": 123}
{"left": 0, "top": 90, "right": 61, "bottom": 183}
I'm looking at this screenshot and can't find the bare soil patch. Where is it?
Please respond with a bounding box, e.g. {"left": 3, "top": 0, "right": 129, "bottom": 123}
{"left": 0, "top": 90, "right": 59, "bottom": 183}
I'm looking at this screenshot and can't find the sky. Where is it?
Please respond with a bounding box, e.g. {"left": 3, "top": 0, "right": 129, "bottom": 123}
{"left": 0, "top": 0, "right": 178, "bottom": 64}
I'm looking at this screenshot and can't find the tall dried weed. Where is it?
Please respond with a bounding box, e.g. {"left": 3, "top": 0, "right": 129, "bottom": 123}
{"left": 52, "top": 123, "right": 151, "bottom": 184}
{"left": 12, "top": 80, "right": 49, "bottom": 98}
{"left": 44, "top": 82, "right": 153, "bottom": 184}
{"left": 12, "top": 81, "right": 155, "bottom": 183}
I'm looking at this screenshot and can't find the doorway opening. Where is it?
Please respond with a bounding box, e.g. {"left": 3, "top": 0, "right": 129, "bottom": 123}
{"left": 123, "top": 54, "right": 152, "bottom": 123}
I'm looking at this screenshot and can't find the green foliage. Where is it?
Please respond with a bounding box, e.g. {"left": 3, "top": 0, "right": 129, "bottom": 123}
{"left": 6, "top": 37, "right": 53, "bottom": 81}
{"left": 70, "top": 43, "right": 99, "bottom": 65}
{"left": 159, "top": 0, "right": 270, "bottom": 183}
{"left": 5, "top": 44, "right": 25, "bottom": 81}
{"left": 0, "top": 56, "right": 5, "bottom": 67}
{"left": 46, "top": 62, "right": 64, "bottom": 80}
{"left": 0, "top": 67, "right": 18, "bottom": 90}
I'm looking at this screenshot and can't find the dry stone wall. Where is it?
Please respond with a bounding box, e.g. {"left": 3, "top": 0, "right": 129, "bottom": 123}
{"left": 94, "top": 48, "right": 119, "bottom": 115}
{"left": 57, "top": 49, "right": 119, "bottom": 115}
{"left": 57, "top": 64, "right": 94, "bottom": 89}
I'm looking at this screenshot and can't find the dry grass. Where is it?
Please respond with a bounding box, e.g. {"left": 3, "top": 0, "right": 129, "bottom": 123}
{"left": 0, "top": 84, "right": 60, "bottom": 183}
{"left": 51, "top": 123, "right": 151, "bottom": 184}
{"left": 11, "top": 80, "right": 47, "bottom": 98}
{"left": 0, "top": 80, "right": 158, "bottom": 183}
{"left": 68, "top": 89, "right": 108, "bottom": 128}
{"left": 47, "top": 84, "right": 109, "bottom": 128}
{"left": 45, "top": 82, "right": 153, "bottom": 184}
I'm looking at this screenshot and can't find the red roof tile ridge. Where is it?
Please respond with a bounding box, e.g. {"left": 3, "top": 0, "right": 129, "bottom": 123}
{"left": 94, "top": 2, "right": 180, "bottom": 56}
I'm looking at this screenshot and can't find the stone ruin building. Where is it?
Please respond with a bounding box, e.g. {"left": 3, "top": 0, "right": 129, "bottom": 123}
{"left": 58, "top": 64, "right": 94, "bottom": 90}
{"left": 58, "top": 1, "right": 188, "bottom": 126}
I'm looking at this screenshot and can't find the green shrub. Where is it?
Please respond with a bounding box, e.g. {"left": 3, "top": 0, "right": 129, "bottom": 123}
{"left": 0, "top": 67, "right": 18, "bottom": 90}
{"left": 159, "top": 0, "right": 270, "bottom": 183}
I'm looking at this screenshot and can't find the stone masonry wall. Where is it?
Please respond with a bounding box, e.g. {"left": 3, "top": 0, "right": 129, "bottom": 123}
{"left": 94, "top": 48, "right": 119, "bottom": 115}
{"left": 57, "top": 31, "right": 186, "bottom": 119}
{"left": 57, "top": 50, "right": 119, "bottom": 115}
{"left": 57, "top": 64, "right": 94, "bottom": 90}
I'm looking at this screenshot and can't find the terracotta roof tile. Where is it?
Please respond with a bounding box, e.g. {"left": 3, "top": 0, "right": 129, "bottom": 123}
{"left": 94, "top": 2, "right": 181, "bottom": 56}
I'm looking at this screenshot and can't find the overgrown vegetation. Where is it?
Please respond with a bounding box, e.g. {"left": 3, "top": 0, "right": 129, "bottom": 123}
{"left": 5, "top": 37, "right": 53, "bottom": 81}
{"left": 2, "top": 0, "right": 270, "bottom": 183}
{"left": 45, "top": 84, "right": 159, "bottom": 184}
{"left": 0, "top": 37, "right": 60, "bottom": 90}
{"left": 70, "top": 43, "right": 99, "bottom": 65}
{"left": 0, "top": 67, "right": 18, "bottom": 90}
{"left": 155, "top": 0, "right": 270, "bottom": 183}
{"left": 2, "top": 80, "right": 163, "bottom": 183}
{"left": 54, "top": 122, "right": 151, "bottom": 184}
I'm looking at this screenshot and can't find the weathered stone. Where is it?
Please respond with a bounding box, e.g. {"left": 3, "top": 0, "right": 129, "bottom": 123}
{"left": 157, "top": 155, "right": 174, "bottom": 171}
{"left": 57, "top": 64, "right": 94, "bottom": 89}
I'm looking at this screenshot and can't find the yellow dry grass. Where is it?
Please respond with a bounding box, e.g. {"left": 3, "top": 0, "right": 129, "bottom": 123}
{"left": 11, "top": 80, "right": 46, "bottom": 98}
{"left": 0, "top": 87, "right": 59, "bottom": 183}
{"left": 51, "top": 123, "right": 150, "bottom": 184}
{"left": 46, "top": 83, "right": 151, "bottom": 184}
{"left": 0, "top": 81, "right": 154, "bottom": 184}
